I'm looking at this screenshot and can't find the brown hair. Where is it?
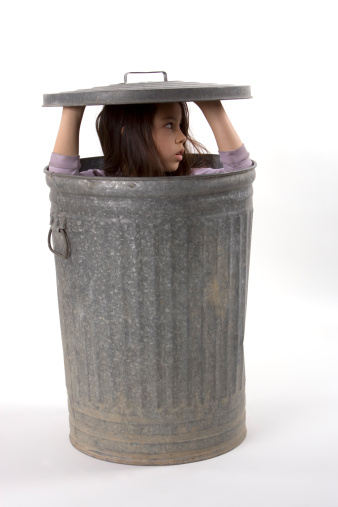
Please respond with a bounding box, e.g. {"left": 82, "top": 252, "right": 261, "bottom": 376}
{"left": 96, "top": 102, "right": 208, "bottom": 177}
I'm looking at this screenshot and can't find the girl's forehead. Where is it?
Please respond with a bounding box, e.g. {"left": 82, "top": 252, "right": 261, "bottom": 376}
{"left": 155, "top": 102, "right": 182, "bottom": 120}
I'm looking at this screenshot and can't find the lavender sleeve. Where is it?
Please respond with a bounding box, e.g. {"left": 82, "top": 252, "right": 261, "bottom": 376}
{"left": 48, "top": 145, "right": 252, "bottom": 177}
{"left": 48, "top": 152, "right": 105, "bottom": 177}
{"left": 191, "top": 144, "right": 252, "bottom": 175}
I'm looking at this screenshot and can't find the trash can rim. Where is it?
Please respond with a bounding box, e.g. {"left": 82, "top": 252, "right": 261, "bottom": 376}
{"left": 43, "top": 160, "right": 256, "bottom": 182}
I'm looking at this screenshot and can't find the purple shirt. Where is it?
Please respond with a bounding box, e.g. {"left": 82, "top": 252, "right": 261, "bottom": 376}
{"left": 48, "top": 144, "right": 252, "bottom": 176}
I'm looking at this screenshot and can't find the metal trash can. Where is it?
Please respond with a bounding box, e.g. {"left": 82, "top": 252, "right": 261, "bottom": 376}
{"left": 44, "top": 73, "right": 256, "bottom": 465}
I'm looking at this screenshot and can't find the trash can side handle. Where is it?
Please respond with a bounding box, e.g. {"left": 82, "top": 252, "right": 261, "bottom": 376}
{"left": 48, "top": 227, "right": 70, "bottom": 259}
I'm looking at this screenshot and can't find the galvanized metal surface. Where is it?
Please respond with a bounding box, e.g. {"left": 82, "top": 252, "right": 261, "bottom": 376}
{"left": 45, "top": 159, "right": 256, "bottom": 465}
{"left": 43, "top": 72, "right": 251, "bottom": 106}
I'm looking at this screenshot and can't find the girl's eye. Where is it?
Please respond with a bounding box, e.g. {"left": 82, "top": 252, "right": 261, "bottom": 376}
{"left": 165, "top": 123, "right": 174, "bottom": 129}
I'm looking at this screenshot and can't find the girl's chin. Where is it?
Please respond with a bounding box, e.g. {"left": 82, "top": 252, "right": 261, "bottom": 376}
{"left": 164, "top": 163, "right": 179, "bottom": 172}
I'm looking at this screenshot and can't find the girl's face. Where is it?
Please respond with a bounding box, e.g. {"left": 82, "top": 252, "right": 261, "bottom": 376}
{"left": 152, "top": 103, "right": 187, "bottom": 172}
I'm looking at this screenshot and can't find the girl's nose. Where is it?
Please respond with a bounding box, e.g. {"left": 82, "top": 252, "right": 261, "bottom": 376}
{"left": 177, "top": 129, "right": 187, "bottom": 143}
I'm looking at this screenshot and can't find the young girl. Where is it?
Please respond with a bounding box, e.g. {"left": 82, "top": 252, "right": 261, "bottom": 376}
{"left": 49, "top": 100, "right": 252, "bottom": 177}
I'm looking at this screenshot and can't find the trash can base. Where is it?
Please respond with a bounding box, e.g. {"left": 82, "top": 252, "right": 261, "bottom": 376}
{"left": 69, "top": 427, "right": 246, "bottom": 466}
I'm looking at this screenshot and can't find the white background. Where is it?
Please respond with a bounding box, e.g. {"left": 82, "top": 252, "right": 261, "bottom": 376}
{"left": 1, "top": 0, "right": 337, "bottom": 505}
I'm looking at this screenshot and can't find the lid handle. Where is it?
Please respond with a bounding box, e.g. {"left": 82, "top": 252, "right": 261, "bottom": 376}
{"left": 124, "top": 71, "right": 168, "bottom": 84}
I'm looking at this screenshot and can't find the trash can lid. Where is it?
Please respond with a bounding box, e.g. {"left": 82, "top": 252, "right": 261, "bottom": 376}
{"left": 43, "top": 71, "right": 252, "bottom": 107}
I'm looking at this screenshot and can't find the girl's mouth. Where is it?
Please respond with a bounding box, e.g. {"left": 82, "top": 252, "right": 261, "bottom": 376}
{"left": 175, "top": 150, "right": 184, "bottom": 161}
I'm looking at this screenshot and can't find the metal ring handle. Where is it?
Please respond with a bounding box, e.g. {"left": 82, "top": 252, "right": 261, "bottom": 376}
{"left": 124, "top": 71, "right": 168, "bottom": 84}
{"left": 48, "top": 227, "right": 70, "bottom": 259}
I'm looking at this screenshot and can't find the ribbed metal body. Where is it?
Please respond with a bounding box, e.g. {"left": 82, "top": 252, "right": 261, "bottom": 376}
{"left": 45, "top": 160, "right": 255, "bottom": 465}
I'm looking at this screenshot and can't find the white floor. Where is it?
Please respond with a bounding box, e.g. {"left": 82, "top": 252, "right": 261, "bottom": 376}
{"left": 2, "top": 290, "right": 337, "bottom": 507}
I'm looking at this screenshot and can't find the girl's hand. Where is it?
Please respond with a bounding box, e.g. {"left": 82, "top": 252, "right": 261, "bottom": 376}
{"left": 194, "top": 100, "right": 223, "bottom": 111}
{"left": 53, "top": 106, "right": 86, "bottom": 156}
{"left": 193, "top": 100, "right": 243, "bottom": 152}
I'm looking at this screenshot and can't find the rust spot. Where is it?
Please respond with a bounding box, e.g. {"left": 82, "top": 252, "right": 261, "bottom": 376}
{"left": 206, "top": 277, "right": 222, "bottom": 312}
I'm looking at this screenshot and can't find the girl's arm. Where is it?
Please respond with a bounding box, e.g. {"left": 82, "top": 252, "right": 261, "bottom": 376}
{"left": 49, "top": 106, "right": 105, "bottom": 176}
{"left": 53, "top": 106, "right": 86, "bottom": 156}
{"left": 194, "top": 100, "right": 243, "bottom": 152}
{"left": 191, "top": 100, "right": 252, "bottom": 175}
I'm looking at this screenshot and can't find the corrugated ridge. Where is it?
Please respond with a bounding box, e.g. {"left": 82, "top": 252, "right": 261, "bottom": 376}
{"left": 65, "top": 209, "right": 252, "bottom": 416}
